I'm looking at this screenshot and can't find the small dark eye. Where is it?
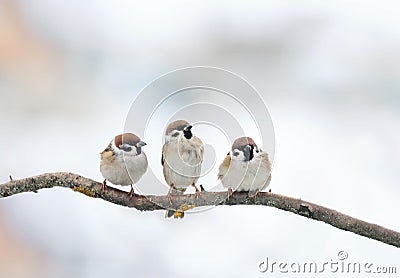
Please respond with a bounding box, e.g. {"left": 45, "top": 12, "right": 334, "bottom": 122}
{"left": 172, "top": 131, "right": 179, "bottom": 137}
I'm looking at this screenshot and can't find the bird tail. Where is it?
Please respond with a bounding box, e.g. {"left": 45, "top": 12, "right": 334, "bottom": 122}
{"left": 165, "top": 186, "right": 186, "bottom": 219}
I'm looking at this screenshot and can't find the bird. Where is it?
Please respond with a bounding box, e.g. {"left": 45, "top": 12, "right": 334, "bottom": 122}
{"left": 161, "top": 120, "right": 204, "bottom": 218}
{"left": 100, "top": 133, "right": 148, "bottom": 197}
{"left": 218, "top": 136, "right": 271, "bottom": 199}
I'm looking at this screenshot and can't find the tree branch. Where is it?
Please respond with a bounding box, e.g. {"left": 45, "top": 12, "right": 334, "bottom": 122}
{"left": 1, "top": 172, "right": 399, "bottom": 248}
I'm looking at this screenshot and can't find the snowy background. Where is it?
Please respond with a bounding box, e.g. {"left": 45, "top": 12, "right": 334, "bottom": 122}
{"left": 1, "top": 1, "right": 399, "bottom": 277}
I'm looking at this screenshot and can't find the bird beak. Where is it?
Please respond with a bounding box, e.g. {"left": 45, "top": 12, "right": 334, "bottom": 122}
{"left": 183, "top": 125, "right": 192, "bottom": 131}
{"left": 136, "top": 141, "right": 147, "bottom": 147}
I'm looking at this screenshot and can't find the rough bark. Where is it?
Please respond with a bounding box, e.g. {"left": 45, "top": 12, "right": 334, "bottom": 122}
{"left": 1, "top": 172, "right": 399, "bottom": 248}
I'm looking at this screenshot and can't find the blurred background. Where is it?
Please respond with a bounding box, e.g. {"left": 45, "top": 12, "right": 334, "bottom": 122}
{"left": 1, "top": 0, "right": 400, "bottom": 277}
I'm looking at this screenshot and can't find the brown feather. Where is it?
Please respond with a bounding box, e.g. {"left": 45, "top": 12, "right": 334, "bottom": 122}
{"left": 114, "top": 133, "right": 141, "bottom": 149}
{"left": 231, "top": 136, "right": 257, "bottom": 151}
{"left": 217, "top": 153, "right": 231, "bottom": 180}
{"left": 100, "top": 143, "right": 115, "bottom": 161}
{"left": 165, "top": 120, "right": 189, "bottom": 135}
{"left": 161, "top": 144, "right": 166, "bottom": 166}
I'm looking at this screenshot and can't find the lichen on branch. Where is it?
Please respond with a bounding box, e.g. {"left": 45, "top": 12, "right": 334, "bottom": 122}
{"left": 1, "top": 172, "right": 399, "bottom": 248}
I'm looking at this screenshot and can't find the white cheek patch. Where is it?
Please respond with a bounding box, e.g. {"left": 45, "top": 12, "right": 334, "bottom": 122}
{"left": 172, "top": 131, "right": 180, "bottom": 137}
{"left": 254, "top": 148, "right": 262, "bottom": 157}
{"left": 119, "top": 144, "right": 132, "bottom": 152}
{"left": 231, "top": 150, "right": 245, "bottom": 161}
{"left": 164, "top": 132, "right": 182, "bottom": 143}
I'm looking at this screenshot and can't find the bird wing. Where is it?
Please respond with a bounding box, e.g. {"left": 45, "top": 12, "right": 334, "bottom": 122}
{"left": 263, "top": 152, "right": 272, "bottom": 187}
{"left": 263, "top": 151, "right": 272, "bottom": 173}
{"left": 161, "top": 143, "right": 166, "bottom": 166}
{"left": 217, "top": 152, "right": 231, "bottom": 180}
{"left": 100, "top": 143, "right": 114, "bottom": 161}
{"left": 192, "top": 136, "right": 204, "bottom": 162}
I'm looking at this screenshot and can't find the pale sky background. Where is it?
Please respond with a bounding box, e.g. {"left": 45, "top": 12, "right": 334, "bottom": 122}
{"left": 1, "top": 1, "right": 399, "bottom": 277}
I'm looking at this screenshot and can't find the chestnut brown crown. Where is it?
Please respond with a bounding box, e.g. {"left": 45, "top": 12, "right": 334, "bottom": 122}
{"left": 165, "top": 120, "right": 190, "bottom": 135}
{"left": 114, "top": 133, "right": 142, "bottom": 149}
{"left": 231, "top": 136, "right": 257, "bottom": 151}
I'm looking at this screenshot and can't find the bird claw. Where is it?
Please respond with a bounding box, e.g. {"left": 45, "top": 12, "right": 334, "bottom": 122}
{"left": 249, "top": 189, "right": 260, "bottom": 199}
{"left": 227, "top": 188, "right": 233, "bottom": 201}
{"left": 167, "top": 192, "right": 173, "bottom": 205}
{"left": 192, "top": 184, "right": 200, "bottom": 199}
{"left": 101, "top": 179, "right": 107, "bottom": 191}
{"left": 167, "top": 184, "right": 174, "bottom": 205}
{"left": 128, "top": 185, "right": 135, "bottom": 198}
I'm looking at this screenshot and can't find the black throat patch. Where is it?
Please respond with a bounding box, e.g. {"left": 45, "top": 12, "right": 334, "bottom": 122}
{"left": 183, "top": 129, "right": 193, "bottom": 139}
{"left": 244, "top": 145, "right": 254, "bottom": 161}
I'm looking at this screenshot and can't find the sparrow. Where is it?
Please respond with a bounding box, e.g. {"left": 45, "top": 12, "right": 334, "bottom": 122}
{"left": 100, "top": 133, "right": 148, "bottom": 197}
{"left": 218, "top": 136, "right": 271, "bottom": 199}
{"left": 161, "top": 120, "right": 204, "bottom": 218}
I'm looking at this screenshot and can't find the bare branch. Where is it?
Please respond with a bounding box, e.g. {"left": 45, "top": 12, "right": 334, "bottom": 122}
{"left": 1, "top": 172, "right": 399, "bottom": 248}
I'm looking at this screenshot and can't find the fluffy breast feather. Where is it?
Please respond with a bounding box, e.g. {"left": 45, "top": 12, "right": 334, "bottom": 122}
{"left": 218, "top": 151, "right": 271, "bottom": 192}
{"left": 161, "top": 136, "right": 203, "bottom": 188}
